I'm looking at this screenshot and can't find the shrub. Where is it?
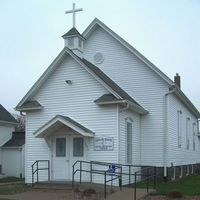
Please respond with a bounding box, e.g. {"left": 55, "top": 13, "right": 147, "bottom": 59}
{"left": 74, "top": 187, "right": 80, "bottom": 193}
{"left": 83, "top": 188, "right": 96, "bottom": 196}
{"left": 167, "top": 190, "right": 183, "bottom": 198}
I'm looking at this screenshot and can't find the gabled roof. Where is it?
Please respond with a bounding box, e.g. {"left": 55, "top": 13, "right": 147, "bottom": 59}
{"left": 0, "top": 104, "right": 17, "bottom": 125}
{"left": 94, "top": 93, "right": 148, "bottom": 114}
{"left": 2, "top": 132, "right": 25, "bottom": 147}
{"left": 34, "top": 115, "right": 94, "bottom": 138}
{"left": 82, "top": 18, "right": 174, "bottom": 85}
{"left": 81, "top": 58, "right": 139, "bottom": 105}
{"left": 82, "top": 18, "right": 200, "bottom": 118}
{"left": 16, "top": 48, "right": 147, "bottom": 115}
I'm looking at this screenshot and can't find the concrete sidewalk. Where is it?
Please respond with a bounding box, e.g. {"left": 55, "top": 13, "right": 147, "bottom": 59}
{"left": 0, "top": 183, "right": 153, "bottom": 200}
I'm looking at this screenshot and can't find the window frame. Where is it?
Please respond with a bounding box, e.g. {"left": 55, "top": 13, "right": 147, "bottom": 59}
{"left": 186, "top": 117, "right": 190, "bottom": 150}
{"left": 78, "top": 38, "right": 82, "bottom": 48}
{"left": 68, "top": 37, "right": 74, "bottom": 47}
{"left": 73, "top": 137, "right": 84, "bottom": 157}
{"left": 56, "top": 138, "right": 66, "bottom": 157}
{"left": 126, "top": 118, "right": 133, "bottom": 164}
{"left": 177, "top": 110, "right": 182, "bottom": 148}
{"left": 193, "top": 123, "right": 196, "bottom": 151}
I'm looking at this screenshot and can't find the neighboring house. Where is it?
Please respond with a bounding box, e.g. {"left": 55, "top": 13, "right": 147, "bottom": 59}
{"left": 16, "top": 18, "right": 200, "bottom": 185}
{"left": 1, "top": 132, "right": 25, "bottom": 178}
{"left": 0, "top": 104, "right": 25, "bottom": 178}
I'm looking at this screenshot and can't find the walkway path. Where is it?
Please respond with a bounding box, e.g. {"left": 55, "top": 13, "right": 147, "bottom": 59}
{"left": 0, "top": 183, "right": 153, "bottom": 200}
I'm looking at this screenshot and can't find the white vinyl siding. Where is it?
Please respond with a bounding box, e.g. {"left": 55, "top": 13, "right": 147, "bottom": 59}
{"left": 84, "top": 26, "right": 169, "bottom": 166}
{"left": 25, "top": 57, "right": 118, "bottom": 183}
{"left": 1, "top": 146, "right": 25, "bottom": 178}
{"left": 23, "top": 21, "right": 200, "bottom": 185}
{"left": 168, "top": 93, "right": 200, "bottom": 166}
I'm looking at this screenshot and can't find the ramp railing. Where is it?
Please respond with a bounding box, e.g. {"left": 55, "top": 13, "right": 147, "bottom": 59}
{"left": 72, "top": 160, "right": 155, "bottom": 199}
{"left": 31, "top": 160, "right": 50, "bottom": 185}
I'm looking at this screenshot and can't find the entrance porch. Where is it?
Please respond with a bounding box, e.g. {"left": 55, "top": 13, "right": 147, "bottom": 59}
{"left": 32, "top": 115, "right": 94, "bottom": 182}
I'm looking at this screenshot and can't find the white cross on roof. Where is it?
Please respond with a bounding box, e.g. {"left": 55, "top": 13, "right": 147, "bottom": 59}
{"left": 65, "top": 3, "right": 83, "bottom": 28}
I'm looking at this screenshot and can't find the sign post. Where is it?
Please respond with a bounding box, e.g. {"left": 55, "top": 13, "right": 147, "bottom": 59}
{"left": 108, "top": 164, "right": 115, "bottom": 193}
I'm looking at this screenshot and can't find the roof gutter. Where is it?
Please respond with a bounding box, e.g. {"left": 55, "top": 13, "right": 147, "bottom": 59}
{"left": 0, "top": 120, "right": 18, "bottom": 126}
{"left": 126, "top": 100, "right": 149, "bottom": 115}
{"left": 15, "top": 106, "right": 43, "bottom": 112}
{"left": 95, "top": 99, "right": 148, "bottom": 115}
{"left": 95, "top": 99, "right": 126, "bottom": 105}
{"left": 1, "top": 146, "right": 23, "bottom": 149}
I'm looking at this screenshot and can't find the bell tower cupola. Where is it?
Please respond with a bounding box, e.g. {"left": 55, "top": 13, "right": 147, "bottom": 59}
{"left": 62, "top": 28, "right": 85, "bottom": 58}
{"left": 63, "top": 3, "right": 85, "bottom": 58}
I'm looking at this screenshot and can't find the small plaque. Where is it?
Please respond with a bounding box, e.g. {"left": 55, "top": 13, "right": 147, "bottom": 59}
{"left": 94, "top": 137, "right": 114, "bottom": 151}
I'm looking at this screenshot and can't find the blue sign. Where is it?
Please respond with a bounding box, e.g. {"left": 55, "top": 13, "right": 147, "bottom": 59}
{"left": 108, "top": 164, "right": 116, "bottom": 176}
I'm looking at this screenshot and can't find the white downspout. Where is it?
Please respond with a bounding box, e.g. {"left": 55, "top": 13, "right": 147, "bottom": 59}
{"left": 164, "top": 88, "right": 176, "bottom": 177}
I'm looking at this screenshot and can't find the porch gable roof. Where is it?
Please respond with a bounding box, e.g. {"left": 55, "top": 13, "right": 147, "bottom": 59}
{"left": 33, "top": 115, "right": 95, "bottom": 138}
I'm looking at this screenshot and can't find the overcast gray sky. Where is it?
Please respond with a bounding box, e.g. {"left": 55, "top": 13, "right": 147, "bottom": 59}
{"left": 0, "top": 0, "right": 199, "bottom": 113}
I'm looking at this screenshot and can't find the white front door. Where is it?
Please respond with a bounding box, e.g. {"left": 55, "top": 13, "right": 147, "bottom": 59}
{"left": 52, "top": 136, "right": 70, "bottom": 180}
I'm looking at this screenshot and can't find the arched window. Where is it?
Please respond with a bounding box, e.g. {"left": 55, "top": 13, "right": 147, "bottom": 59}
{"left": 177, "top": 110, "right": 182, "bottom": 148}
{"left": 125, "top": 118, "right": 133, "bottom": 163}
{"left": 193, "top": 123, "right": 196, "bottom": 151}
{"left": 186, "top": 117, "right": 190, "bottom": 150}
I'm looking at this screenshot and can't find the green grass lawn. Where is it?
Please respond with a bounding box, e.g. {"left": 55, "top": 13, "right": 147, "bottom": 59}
{"left": 0, "top": 177, "right": 24, "bottom": 183}
{"left": 136, "top": 174, "right": 200, "bottom": 196}
{"left": 0, "top": 177, "right": 28, "bottom": 195}
{"left": 0, "top": 183, "right": 29, "bottom": 195}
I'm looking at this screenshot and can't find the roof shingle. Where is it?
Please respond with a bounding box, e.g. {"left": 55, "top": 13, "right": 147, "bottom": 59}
{"left": 0, "top": 104, "right": 17, "bottom": 124}
{"left": 62, "top": 27, "right": 85, "bottom": 40}
{"left": 81, "top": 58, "right": 141, "bottom": 106}
{"left": 3, "top": 132, "right": 25, "bottom": 147}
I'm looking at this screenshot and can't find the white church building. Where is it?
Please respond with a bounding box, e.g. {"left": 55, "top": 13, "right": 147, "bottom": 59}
{"left": 16, "top": 9, "right": 200, "bottom": 184}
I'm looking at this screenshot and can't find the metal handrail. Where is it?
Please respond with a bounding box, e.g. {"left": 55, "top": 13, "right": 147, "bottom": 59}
{"left": 72, "top": 160, "right": 123, "bottom": 199}
{"left": 72, "top": 160, "right": 158, "bottom": 199}
{"left": 32, "top": 160, "right": 50, "bottom": 185}
{"left": 134, "top": 166, "right": 157, "bottom": 200}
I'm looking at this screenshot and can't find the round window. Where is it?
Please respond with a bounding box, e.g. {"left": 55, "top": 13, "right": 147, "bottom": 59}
{"left": 94, "top": 52, "right": 104, "bottom": 64}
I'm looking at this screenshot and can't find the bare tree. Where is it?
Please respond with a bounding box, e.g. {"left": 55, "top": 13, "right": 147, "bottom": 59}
{"left": 12, "top": 113, "right": 25, "bottom": 132}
